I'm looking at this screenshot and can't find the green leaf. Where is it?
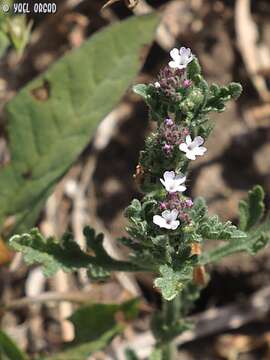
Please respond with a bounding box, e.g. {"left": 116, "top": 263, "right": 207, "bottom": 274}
{"left": 0, "top": 14, "right": 158, "bottom": 234}
{"left": 154, "top": 265, "right": 193, "bottom": 301}
{"left": 187, "top": 58, "right": 201, "bottom": 80}
{"left": 200, "top": 215, "right": 247, "bottom": 240}
{"left": 125, "top": 349, "right": 140, "bottom": 360}
{"left": 228, "top": 82, "right": 243, "bottom": 99}
{"left": 200, "top": 214, "right": 270, "bottom": 265}
{"left": 0, "top": 31, "right": 10, "bottom": 57}
{"left": 149, "top": 348, "right": 162, "bottom": 360}
{"left": 0, "top": 330, "right": 28, "bottom": 360}
{"left": 190, "top": 197, "right": 207, "bottom": 225}
{"left": 41, "top": 299, "right": 139, "bottom": 360}
{"left": 9, "top": 227, "right": 142, "bottom": 276}
{"left": 47, "top": 328, "right": 118, "bottom": 360}
{"left": 133, "top": 84, "right": 149, "bottom": 99}
{"left": 239, "top": 185, "right": 265, "bottom": 231}
{"left": 69, "top": 299, "right": 139, "bottom": 344}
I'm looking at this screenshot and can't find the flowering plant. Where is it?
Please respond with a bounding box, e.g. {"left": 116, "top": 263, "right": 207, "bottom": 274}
{"left": 9, "top": 47, "right": 270, "bottom": 358}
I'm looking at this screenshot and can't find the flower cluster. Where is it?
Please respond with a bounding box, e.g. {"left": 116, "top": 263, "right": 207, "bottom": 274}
{"left": 159, "top": 118, "right": 189, "bottom": 157}
{"left": 152, "top": 47, "right": 208, "bottom": 231}
{"left": 154, "top": 47, "right": 193, "bottom": 100}
{"left": 153, "top": 170, "right": 193, "bottom": 230}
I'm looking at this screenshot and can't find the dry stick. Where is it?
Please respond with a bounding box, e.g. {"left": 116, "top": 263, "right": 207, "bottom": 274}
{"left": 42, "top": 194, "right": 75, "bottom": 342}
{"left": 1, "top": 291, "right": 95, "bottom": 311}
{"left": 235, "top": 0, "right": 270, "bottom": 102}
{"left": 132, "top": 0, "right": 187, "bottom": 51}
{"left": 116, "top": 285, "right": 270, "bottom": 359}
{"left": 88, "top": 103, "right": 142, "bottom": 297}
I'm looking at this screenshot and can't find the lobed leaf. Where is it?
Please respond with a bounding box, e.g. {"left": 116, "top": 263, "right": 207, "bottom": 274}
{"left": 200, "top": 214, "right": 270, "bottom": 265}
{"left": 200, "top": 215, "right": 247, "bottom": 240}
{"left": 9, "top": 227, "right": 143, "bottom": 276}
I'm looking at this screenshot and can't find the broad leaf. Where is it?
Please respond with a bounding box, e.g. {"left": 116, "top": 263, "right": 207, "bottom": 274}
{"left": 0, "top": 330, "right": 28, "bottom": 360}
{"left": 46, "top": 299, "right": 139, "bottom": 360}
{"left": 1, "top": 14, "right": 158, "bottom": 234}
{"left": 47, "top": 328, "right": 118, "bottom": 360}
{"left": 69, "top": 299, "right": 139, "bottom": 344}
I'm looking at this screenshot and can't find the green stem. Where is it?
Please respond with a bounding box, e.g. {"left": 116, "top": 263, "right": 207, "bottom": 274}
{"left": 160, "top": 296, "right": 181, "bottom": 360}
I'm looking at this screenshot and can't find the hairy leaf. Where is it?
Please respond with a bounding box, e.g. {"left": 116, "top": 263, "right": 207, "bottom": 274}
{"left": 200, "top": 215, "right": 246, "bottom": 240}
{"left": 0, "top": 14, "right": 158, "bottom": 234}
{"left": 154, "top": 265, "right": 193, "bottom": 301}
{"left": 239, "top": 185, "right": 265, "bottom": 231}
{"left": 9, "top": 227, "right": 143, "bottom": 276}
{"left": 190, "top": 197, "right": 207, "bottom": 224}
{"left": 200, "top": 214, "right": 270, "bottom": 265}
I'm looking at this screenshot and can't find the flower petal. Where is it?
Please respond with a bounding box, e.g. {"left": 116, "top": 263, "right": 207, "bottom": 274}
{"left": 153, "top": 215, "right": 167, "bottom": 228}
{"left": 171, "top": 220, "right": 180, "bottom": 230}
{"left": 179, "top": 143, "right": 188, "bottom": 153}
{"left": 175, "top": 174, "right": 186, "bottom": 184}
{"left": 168, "top": 60, "right": 179, "bottom": 69}
{"left": 179, "top": 47, "right": 191, "bottom": 57}
{"left": 163, "top": 171, "right": 175, "bottom": 182}
{"left": 176, "top": 185, "right": 186, "bottom": 192}
{"left": 170, "top": 48, "right": 180, "bottom": 61}
{"left": 160, "top": 178, "right": 166, "bottom": 188}
{"left": 170, "top": 209, "right": 179, "bottom": 220}
{"left": 193, "top": 136, "right": 204, "bottom": 146}
{"left": 185, "top": 151, "right": 196, "bottom": 160}
{"left": 161, "top": 210, "right": 172, "bottom": 220}
{"left": 193, "top": 146, "right": 207, "bottom": 156}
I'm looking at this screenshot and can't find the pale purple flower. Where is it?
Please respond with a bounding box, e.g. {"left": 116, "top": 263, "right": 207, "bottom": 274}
{"left": 179, "top": 135, "right": 207, "bottom": 160}
{"left": 153, "top": 209, "right": 180, "bottom": 230}
{"left": 169, "top": 47, "right": 194, "bottom": 70}
{"left": 160, "top": 171, "right": 186, "bottom": 193}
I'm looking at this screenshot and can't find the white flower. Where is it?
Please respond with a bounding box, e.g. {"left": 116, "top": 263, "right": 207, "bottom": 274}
{"left": 153, "top": 209, "right": 180, "bottom": 230}
{"left": 160, "top": 171, "right": 186, "bottom": 193}
{"left": 179, "top": 135, "right": 207, "bottom": 160}
{"left": 154, "top": 81, "right": 161, "bottom": 88}
{"left": 168, "top": 47, "right": 194, "bottom": 70}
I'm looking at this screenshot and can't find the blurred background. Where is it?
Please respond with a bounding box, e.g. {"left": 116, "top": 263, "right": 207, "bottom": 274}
{"left": 0, "top": 0, "right": 270, "bottom": 359}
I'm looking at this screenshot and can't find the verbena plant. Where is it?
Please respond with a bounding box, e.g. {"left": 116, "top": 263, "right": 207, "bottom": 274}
{"left": 9, "top": 47, "right": 270, "bottom": 359}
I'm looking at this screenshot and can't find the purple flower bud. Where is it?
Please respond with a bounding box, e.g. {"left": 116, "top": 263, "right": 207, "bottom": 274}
{"left": 163, "top": 143, "right": 173, "bottom": 155}
{"left": 159, "top": 202, "right": 167, "bottom": 210}
{"left": 185, "top": 199, "right": 193, "bottom": 208}
{"left": 164, "top": 118, "right": 174, "bottom": 127}
{"left": 183, "top": 79, "right": 192, "bottom": 89}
